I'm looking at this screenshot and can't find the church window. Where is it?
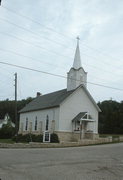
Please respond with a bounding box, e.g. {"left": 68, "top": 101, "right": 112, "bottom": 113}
{"left": 45, "top": 115, "right": 49, "bottom": 131}
{"left": 25, "top": 118, "right": 28, "bottom": 131}
{"left": 35, "top": 116, "right": 38, "bottom": 131}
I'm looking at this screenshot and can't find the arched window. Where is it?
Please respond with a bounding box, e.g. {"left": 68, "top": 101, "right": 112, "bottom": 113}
{"left": 45, "top": 115, "right": 49, "bottom": 131}
{"left": 35, "top": 116, "right": 38, "bottom": 131}
{"left": 25, "top": 118, "right": 28, "bottom": 131}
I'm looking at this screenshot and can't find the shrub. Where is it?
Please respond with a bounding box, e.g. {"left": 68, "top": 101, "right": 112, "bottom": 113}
{"left": 31, "top": 134, "right": 43, "bottom": 142}
{"left": 12, "top": 134, "right": 31, "bottom": 142}
{"left": 12, "top": 133, "right": 59, "bottom": 143}
{"left": 50, "top": 133, "right": 59, "bottom": 143}
{"left": 12, "top": 134, "right": 43, "bottom": 143}
{"left": 0, "top": 124, "right": 16, "bottom": 139}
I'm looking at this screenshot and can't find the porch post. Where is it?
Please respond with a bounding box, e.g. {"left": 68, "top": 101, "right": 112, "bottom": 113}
{"left": 82, "top": 121, "right": 84, "bottom": 139}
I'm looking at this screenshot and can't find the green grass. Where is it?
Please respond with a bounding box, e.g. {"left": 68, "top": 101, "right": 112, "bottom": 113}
{"left": 0, "top": 139, "right": 15, "bottom": 144}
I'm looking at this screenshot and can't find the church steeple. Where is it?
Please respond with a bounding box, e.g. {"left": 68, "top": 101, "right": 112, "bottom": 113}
{"left": 67, "top": 37, "right": 87, "bottom": 91}
{"left": 73, "top": 37, "right": 82, "bottom": 69}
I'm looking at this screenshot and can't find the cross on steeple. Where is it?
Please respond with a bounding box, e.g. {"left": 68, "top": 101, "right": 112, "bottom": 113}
{"left": 77, "top": 36, "right": 80, "bottom": 41}
{"left": 77, "top": 36, "right": 80, "bottom": 45}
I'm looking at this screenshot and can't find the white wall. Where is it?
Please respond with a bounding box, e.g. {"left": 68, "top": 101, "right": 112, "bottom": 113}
{"left": 59, "top": 87, "right": 98, "bottom": 133}
{"left": 19, "top": 107, "right": 59, "bottom": 133}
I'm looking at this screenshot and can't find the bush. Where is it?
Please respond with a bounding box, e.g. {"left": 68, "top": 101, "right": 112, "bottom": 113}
{"left": 13, "top": 134, "right": 31, "bottom": 143}
{"left": 12, "top": 134, "right": 43, "bottom": 143}
{"left": 12, "top": 133, "right": 59, "bottom": 143}
{"left": 0, "top": 124, "right": 16, "bottom": 139}
{"left": 31, "top": 134, "right": 43, "bottom": 142}
{"left": 50, "top": 133, "right": 59, "bottom": 143}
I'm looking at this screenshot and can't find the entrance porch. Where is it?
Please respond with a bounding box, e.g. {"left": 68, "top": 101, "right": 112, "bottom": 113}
{"left": 72, "top": 112, "right": 95, "bottom": 140}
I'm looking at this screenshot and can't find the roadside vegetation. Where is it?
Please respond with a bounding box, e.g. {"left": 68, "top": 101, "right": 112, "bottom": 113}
{"left": 0, "top": 122, "right": 59, "bottom": 143}
{"left": 0, "top": 139, "right": 14, "bottom": 144}
{"left": 12, "top": 133, "right": 59, "bottom": 143}
{"left": 98, "top": 100, "right": 123, "bottom": 134}
{"left": 0, "top": 98, "right": 123, "bottom": 144}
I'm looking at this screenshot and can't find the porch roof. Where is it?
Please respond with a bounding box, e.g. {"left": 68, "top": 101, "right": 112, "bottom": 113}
{"left": 72, "top": 112, "right": 94, "bottom": 123}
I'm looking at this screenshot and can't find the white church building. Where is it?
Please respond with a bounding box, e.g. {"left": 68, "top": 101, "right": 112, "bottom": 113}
{"left": 19, "top": 39, "right": 101, "bottom": 142}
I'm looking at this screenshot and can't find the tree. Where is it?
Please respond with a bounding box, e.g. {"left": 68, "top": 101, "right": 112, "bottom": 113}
{"left": 0, "top": 123, "right": 16, "bottom": 139}
{"left": 98, "top": 100, "right": 123, "bottom": 134}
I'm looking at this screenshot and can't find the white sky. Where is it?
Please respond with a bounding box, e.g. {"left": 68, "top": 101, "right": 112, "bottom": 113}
{"left": 0, "top": 0, "right": 123, "bottom": 102}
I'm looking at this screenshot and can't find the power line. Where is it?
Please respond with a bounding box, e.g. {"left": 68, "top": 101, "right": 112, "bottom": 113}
{"left": 0, "top": 48, "right": 114, "bottom": 76}
{"left": 0, "top": 17, "right": 115, "bottom": 70}
{"left": 2, "top": 4, "right": 122, "bottom": 67}
{"left": 80, "top": 42, "right": 122, "bottom": 63}
{"left": 0, "top": 31, "right": 121, "bottom": 78}
{"left": 0, "top": 18, "right": 122, "bottom": 73}
{"left": 0, "top": 33, "right": 122, "bottom": 87}
{"left": 0, "top": 61, "right": 123, "bottom": 91}
{"left": 0, "top": 48, "right": 69, "bottom": 69}
{"left": 1, "top": 5, "right": 74, "bottom": 41}
{"left": 79, "top": 43, "right": 123, "bottom": 71}
{"left": 0, "top": 17, "right": 70, "bottom": 49}
{"left": 0, "top": 48, "right": 115, "bottom": 83}
{"left": 0, "top": 48, "right": 66, "bottom": 69}
{"left": 0, "top": 9, "right": 122, "bottom": 73}
{"left": 0, "top": 17, "right": 120, "bottom": 70}
{"left": 0, "top": 13, "right": 122, "bottom": 79}
{"left": 0, "top": 31, "right": 72, "bottom": 60}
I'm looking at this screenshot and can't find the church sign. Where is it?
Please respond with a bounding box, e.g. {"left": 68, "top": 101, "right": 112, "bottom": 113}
{"left": 43, "top": 131, "right": 50, "bottom": 143}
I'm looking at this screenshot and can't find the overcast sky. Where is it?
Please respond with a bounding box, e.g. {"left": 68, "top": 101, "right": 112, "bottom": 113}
{"left": 0, "top": 0, "right": 123, "bottom": 102}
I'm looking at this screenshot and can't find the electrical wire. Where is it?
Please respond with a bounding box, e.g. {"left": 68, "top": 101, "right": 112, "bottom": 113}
{"left": 1, "top": 5, "right": 74, "bottom": 40}
{"left": 0, "top": 17, "right": 70, "bottom": 49}
{"left": 0, "top": 32, "right": 121, "bottom": 77}
{"left": 0, "top": 48, "right": 114, "bottom": 84}
{"left": 0, "top": 48, "right": 66, "bottom": 69}
{"left": 0, "top": 31, "right": 73, "bottom": 60}
{"left": 0, "top": 61, "right": 123, "bottom": 91}
{"left": 0, "top": 18, "right": 122, "bottom": 74}
{"left": 1, "top": 4, "right": 122, "bottom": 67}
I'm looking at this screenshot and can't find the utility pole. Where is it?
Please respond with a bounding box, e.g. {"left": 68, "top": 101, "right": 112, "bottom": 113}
{"left": 14, "top": 73, "right": 18, "bottom": 142}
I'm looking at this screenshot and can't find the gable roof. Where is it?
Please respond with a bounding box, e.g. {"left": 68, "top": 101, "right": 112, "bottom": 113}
{"left": 19, "top": 89, "right": 75, "bottom": 113}
{"left": 72, "top": 112, "right": 94, "bottom": 123}
{"left": 19, "top": 85, "right": 101, "bottom": 114}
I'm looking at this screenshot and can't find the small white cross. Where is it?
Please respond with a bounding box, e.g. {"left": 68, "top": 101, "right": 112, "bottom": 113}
{"left": 77, "top": 36, "right": 80, "bottom": 40}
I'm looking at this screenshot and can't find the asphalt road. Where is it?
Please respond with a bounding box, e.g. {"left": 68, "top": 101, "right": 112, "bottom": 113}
{"left": 0, "top": 143, "right": 123, "bottom": 180}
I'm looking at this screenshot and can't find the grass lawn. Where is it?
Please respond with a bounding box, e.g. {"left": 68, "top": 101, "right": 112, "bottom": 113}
{"left": 0, "top": 139, "right": 14, "bottom": 144}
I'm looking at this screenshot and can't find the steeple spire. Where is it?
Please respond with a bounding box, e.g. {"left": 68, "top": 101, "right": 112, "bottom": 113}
{"left": 67, "top": 37, "right": 87, "bottom": 91}
{"left": 73, "top": 36, "right": 82, "bottom": 69}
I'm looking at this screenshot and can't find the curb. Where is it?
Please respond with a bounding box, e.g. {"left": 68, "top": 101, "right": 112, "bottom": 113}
{"left": 0, "top": 138, "right": 123, "bottom": 148}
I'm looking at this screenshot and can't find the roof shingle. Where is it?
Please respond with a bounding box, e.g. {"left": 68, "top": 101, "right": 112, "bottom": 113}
{"left": 19, "top": 88, "right": 75, "bottom": 113}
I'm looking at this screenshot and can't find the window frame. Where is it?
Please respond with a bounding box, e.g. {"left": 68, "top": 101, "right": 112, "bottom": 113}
{"left": 34, "top": 116, "right": 38, "bottom": 131}
{"left": 45, "top": 115, "right": 49, "bottom": 131}
{"left": 25, "top": 117, "right": 28, "bottom": 131}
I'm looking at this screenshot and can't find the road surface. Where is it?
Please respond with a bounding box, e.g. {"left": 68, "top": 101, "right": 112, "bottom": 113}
{"left": 0, "top": 143, "right": 123, "bottom": 180}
